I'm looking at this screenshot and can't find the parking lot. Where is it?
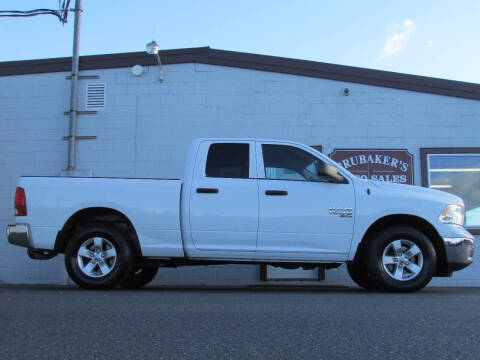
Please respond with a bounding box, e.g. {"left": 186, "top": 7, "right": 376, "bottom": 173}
{"left": 1, "top": 285, "right": 479, "bottom": 359}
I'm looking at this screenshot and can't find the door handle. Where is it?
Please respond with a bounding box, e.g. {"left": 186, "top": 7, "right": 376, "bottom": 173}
{"left": 196, "top": 188, "right": 219, "bottom": 194}
{"left": 265, "top": 190, "right": 288, "bottom": 196}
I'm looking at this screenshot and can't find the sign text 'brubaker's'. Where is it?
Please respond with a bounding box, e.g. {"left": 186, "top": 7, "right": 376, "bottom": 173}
{"left": 329, "top": 149, "right": 414, "bottom": 185}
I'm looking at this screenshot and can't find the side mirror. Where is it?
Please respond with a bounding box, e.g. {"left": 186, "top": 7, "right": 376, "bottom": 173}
{"left": 318, "top": 163, "right": 345, "bottom": 183}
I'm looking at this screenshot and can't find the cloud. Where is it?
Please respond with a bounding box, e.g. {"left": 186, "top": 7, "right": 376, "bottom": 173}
{"left": 380, "top": 19, "right": 417, "bottom": 59}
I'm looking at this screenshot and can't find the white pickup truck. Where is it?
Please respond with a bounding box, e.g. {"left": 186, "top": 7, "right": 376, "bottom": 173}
{"left": 7, "top": 138, "right": 474, "bottom": 292}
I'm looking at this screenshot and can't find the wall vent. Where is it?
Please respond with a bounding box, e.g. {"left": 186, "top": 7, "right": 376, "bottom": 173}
{"left": 86, "top": 83, "right": 106, "bottom": 110}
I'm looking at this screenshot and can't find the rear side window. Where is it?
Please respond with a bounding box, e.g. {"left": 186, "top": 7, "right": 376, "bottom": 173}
{"left": 206, "top": 143, "right": 249, "bottom": 179}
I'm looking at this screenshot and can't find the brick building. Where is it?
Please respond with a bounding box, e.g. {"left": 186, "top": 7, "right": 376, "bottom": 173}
{"left": 1, "top": 47, "right": 479, "bottom": 286}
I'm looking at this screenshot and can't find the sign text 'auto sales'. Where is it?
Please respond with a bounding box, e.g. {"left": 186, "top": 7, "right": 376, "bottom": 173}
{"left": 329, "top": 149, "right": 414, "bottom": 185}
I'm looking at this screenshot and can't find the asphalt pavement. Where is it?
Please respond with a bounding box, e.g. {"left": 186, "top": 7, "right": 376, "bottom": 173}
{"left": 0, "top": 285, "right": 479, "bottom": 359}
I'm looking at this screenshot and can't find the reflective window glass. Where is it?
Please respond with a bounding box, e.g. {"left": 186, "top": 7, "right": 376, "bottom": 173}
{"left": 262, "top": 144, "right": 335, "bottom": 182}
{"left": 427, "top": 154, "right": 480, "bottom": 226}
{"left": 206, "top": 143, "right": 249, "bottom": 179}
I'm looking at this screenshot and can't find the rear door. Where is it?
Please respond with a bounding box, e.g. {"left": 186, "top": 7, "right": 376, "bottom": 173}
{"left": 189, "top": 140, "right": 258, "bottom": 252}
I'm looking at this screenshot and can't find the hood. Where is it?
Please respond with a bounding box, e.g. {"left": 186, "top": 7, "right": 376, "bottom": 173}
{"left": 367, "top": 180, "right": 464, "bottom": 206}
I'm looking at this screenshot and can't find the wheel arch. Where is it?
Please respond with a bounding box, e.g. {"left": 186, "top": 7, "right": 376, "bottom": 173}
{"left": 54, "top": 207, "right": 142, "bottom": 258}
{"left": 356, "top": 214, "right": 448, "bottom": 276}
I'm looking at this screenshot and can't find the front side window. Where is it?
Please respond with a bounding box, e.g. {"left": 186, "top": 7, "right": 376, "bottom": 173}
{"left": 423, "top": 149, "right": 480, "bottom": 227}
{"left": 262, "top": 144, "right": 335, "bottom": 182}
{"left": 206, "top": 143, "right": 249, "bottom": 179}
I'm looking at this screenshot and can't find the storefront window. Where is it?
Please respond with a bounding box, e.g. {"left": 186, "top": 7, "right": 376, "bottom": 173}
{"left": 422, "top": 148, "right": 480, "bottom": 228}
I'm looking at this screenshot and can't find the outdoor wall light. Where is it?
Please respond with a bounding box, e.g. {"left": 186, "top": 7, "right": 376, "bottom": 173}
{"left": 343, "top": 88, "right": 351, "bottom": 96}
{"left": 131, "top": 65, "right": 144, "bottom": 77}
{"left": 146, "top": 40, "right": 164, "bottom": 82}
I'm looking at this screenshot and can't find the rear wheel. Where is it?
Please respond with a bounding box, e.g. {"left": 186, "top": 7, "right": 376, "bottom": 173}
{"left": 365, "top": 226, "right": 436, "bottom": 293}
{"left": 65, "top": 224, "right": 133, "bottom": 289}
{"left": 120, "top": 267, "right": 159, "bottom": 289}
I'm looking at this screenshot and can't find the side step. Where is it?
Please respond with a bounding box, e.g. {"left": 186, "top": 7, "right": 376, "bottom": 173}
{"left": 27, "top": 249, "right": 57, "bottom": 260}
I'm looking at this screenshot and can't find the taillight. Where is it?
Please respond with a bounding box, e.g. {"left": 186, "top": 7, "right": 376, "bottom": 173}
{"left": 15, "top": 187, "right": 27, "bottom": 216}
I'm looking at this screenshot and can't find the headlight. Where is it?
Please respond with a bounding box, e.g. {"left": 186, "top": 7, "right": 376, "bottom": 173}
{"left": 439, "top": 204, "right": 465, "bottom": 226}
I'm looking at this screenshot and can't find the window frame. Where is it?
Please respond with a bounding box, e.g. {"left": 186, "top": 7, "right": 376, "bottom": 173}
{"left": 256, "top": 141, "right": 350, "bottom": 184}
{"left": 421, "top": 147, "right": 480, "bottom": 234}
{"left": 205, "top": 142, "right": 251, "bottom": 179}
{"left": 194, "top": 140, "right": 257, "bottom": 180}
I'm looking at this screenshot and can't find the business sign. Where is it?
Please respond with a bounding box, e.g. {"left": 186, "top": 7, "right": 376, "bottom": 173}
{"left": 329, "top": 149, "right": 414, "bottom": 184}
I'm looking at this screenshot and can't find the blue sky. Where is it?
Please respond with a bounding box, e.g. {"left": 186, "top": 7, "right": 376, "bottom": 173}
{"left": 1, "top": 0, "right": 479, "bottom": 84}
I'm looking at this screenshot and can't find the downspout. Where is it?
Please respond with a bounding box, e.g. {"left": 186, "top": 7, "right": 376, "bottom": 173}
{"left": 67, "top": 0, "right": 82, "bottom": 171}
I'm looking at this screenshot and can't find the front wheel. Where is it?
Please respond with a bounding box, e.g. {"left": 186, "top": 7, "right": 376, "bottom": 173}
{"left": 65, "top": 224, "right": 133, "bottom": 289}
{"left": 365, "top": 226, "right": 436, "bottom": 293}
{"left": 347, "top": 261, "right": 377, "bottom": 290}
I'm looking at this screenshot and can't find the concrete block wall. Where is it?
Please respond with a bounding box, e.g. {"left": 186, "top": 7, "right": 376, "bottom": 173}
{"left": 0, "top": 62, "right": 479, "bottom": 286}
{"left": 0, "top": 72, "right": 70, "bottom": 284}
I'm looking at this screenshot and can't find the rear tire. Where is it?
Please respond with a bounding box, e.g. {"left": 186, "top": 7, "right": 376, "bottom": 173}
{"left": 365, "top": 226, "right": 436, "bottom": 293}
{"left": 65, "top": 224, "right": 133, "bottom": 289}
{"left": 120, "top": 267, "right": 159, "bottom": 289}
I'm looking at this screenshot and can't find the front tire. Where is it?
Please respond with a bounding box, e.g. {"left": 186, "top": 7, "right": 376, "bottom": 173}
{"left": 65, "top": 224, "right": 133, "bottom": 289}
{"left": 365, "top": 226, "right": 436, "bottom": 293}
{"left": 347, "top": 261, "right": 377, "bottom": 290}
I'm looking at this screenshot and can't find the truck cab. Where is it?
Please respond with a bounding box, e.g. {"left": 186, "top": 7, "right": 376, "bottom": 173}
{"left": 181, "top": 138, "right": 354, "bottom": 261}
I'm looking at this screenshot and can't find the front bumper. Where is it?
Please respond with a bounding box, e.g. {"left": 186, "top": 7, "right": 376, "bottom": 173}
{"left": 6, "top": 224, "right": 31, "bottom": 248}
{"left": 443, "top": 237, "right": 475, "bottom": 271}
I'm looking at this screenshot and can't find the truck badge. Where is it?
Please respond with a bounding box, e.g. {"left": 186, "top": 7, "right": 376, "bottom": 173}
{"left": 329, "top": 207, "right": 353, "bottom": 217}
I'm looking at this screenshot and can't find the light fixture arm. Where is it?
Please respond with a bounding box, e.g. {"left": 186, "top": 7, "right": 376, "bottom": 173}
{"left": 155, "top": 52, "right": 164, "bottom": 82}
{"left": 146, "top": 40, "right": 164, "bottom": 82}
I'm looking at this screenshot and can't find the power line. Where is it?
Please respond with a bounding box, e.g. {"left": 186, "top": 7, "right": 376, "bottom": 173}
{"left": 0, "top": 0, "right": 72, "bottom": 24}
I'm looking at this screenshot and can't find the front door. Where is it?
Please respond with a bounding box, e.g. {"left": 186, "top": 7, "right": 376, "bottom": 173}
{"left": 256, "top": 143, "right": 354, "bottom": 261}
{"left": 189, "top": 141, "right": 258, "bottom": 252}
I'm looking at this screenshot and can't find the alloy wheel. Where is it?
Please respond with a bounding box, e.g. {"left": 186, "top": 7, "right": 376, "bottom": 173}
{"left": 77, "top": 237, "right": 117, "bottom": 278}
{"left": 381, "top": 239, "right": 424, "bottom": 281}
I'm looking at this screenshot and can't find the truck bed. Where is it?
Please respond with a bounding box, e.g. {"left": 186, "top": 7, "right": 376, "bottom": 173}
{"left": 18, "top": 176, "right": 184, "bottom": 257}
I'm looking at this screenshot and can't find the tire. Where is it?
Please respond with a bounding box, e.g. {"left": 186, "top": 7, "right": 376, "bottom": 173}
{"left": 365, "top": 226, "right": 436, "bottom": 293}
{"left": 347, "top": 261, "right": 377, "bottom": 290}
{"left": 120, "top": 267, "right": 159, "bottom": 289}
{"left": 65, "top": 224, "right": 133, "bottom": 289}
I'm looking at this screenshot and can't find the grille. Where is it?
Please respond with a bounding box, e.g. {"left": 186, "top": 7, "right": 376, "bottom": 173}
{"left": 86, "top": 83, "right": 106, "bottom": 110}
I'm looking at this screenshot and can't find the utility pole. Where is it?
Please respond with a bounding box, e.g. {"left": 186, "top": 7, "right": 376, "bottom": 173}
{"left": 67, "top": 0, "right": 82, "bottom": 171}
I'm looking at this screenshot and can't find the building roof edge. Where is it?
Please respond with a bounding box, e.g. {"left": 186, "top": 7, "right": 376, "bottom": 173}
{"left": 1, "top": 46, "right": 479, "bottom": 100}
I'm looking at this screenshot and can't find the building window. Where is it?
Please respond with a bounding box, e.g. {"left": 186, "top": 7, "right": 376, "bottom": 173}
{"left": 421, "top": 148, "right": 480, "bottom": 231}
